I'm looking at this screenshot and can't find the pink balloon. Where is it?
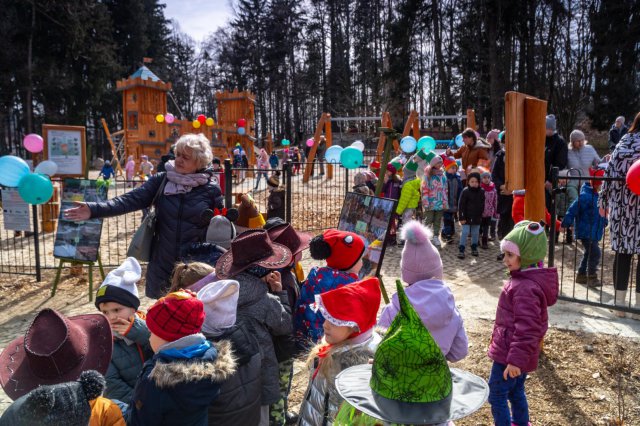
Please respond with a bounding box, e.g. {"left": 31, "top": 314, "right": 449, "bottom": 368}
{"left": 165, "top": 113, "right": 175, "bottom": 124}
{"left": 23, "top": 134, "right": 44, "bottom": 153}
{"left": 306, "top": 138, "right": 315, "bottom": 147}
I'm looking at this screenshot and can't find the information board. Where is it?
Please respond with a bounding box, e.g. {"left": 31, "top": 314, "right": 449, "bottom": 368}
{"left": 1, "top": 188, "right": 32, "bottom": 232}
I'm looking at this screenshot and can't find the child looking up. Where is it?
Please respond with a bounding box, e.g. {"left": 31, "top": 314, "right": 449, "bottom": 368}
{"left": 95, "top": 257, "right": 152, "bottom": 403}
{"left": 489, "top": 221, "right": 558, "bottom": 426}
{"left": 458, "top": 172, "right": 484, "bottom": 258}
{"left": 378, "top": 221, "right": 468, "bottom": 362}
{"left": 294, "top": 229, "right": 365, "bottom": 349}
{"left": 298, "top": 277, "right": 382, "bottom": 426}
{"left": 421, "top": 154, "right": 449, "bottom": 248}
{"left": 480, "top": 169, "right": 498, "bottom": 249}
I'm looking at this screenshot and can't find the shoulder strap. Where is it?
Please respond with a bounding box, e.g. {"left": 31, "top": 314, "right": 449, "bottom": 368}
{"left": 151, "top": 175, "right": 167, "bottom": 208}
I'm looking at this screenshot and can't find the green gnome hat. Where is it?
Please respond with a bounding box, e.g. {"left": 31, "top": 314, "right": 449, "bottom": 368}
{"left": 500, "top": 220, "right": 548, "bottom": 267}
{"left": 335, "top": 280, "right": 489, "bottom": 425}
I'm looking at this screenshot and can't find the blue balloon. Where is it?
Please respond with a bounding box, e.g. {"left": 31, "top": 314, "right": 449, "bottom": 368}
{"left": 454, "top": 134, "right": 464, "bottom": 148}
{"left": 400, "top": 136, "right": 417, "bottom": 153}
{"left": 340, "top": 146, "right": 363, "bottom": 169}
{"left": 18, "top": 173, "right": 53, "bottom": 205}
{"left": 324, "top": 145, "right": 343, "bottom": 164}
{"left": 417, "top": 136, "right": 436, "bottom": 152}
{"left": 498, "top": 130, "right": 505, "bottom": 142}
{"left": 238, "top": 127, "right": 246, "bottom": 135}
{"left": 0, "top": 155, "right": 30, "bottom": 187}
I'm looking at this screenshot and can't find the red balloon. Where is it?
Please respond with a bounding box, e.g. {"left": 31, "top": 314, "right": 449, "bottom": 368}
{"left": 197, "top": 114, "right": 206, "bottom": 124}
{"left": 237, "top": 118, "right": 247, "bottom": 128}
{"left": 627, "top": 158, "right": 640, "bottom": 195}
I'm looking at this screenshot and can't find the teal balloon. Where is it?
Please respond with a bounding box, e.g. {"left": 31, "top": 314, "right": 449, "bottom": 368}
{"left": 18, "top": 173, "right": 53, "bottom": 205}
{"left": 400, "top": 136, "right": 417, "bottom": 153}
{"left": 340, "top": 146, "right": 363, "bottom": 169}
{"left": 454, "top": 134, "right": 464, "bottom": 148}
{"left": 417, "top": 136, "right": 436, "bottom": 152}
{"left": 0, "top": 155, "right": 30, "bottom": 187}
{"left": 281, "top": 139, "right": 290, "bottom": 146}
{"left": 324, "top": 145, "right": 343, "bottom": 164}
{"left": 499, "top": 131, "right": 505, "bottom": 142}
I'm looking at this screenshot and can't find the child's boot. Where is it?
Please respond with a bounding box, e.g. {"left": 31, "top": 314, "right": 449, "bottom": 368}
{"left": 481, "top": 235, "right": 489, "bottom": 249}
{"left": 432, "top": 236, "right": 441, "bottom": 248}
{"left": 614, "top": 290, "right": 627, "bottom": 318}
{"left": 457, "top": 246, "right": 465, "bottom": 259}
{"left": 576, "top": 273, "right": 588, "bottom": 284}
{"left": 565, "top": 230, "right": 573, "bottom": 245}
{"left": 471, "top": 244, "right": 479, "bottom": 256}
{"left": 587, "top": 273, "right": 602, "bottom": 287}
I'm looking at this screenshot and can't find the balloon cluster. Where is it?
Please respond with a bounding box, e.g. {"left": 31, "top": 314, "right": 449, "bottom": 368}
{"left": 154, "top": 113, "right": 217, "bottom": 130}
{"left": 0, "top": 134, "right": 56, "bottom": 205}
{"left": 237, "top": 118, "right": 247, "bottom": 135}
{"left": 323, "top": 140, "right": 365, "bottom": 169}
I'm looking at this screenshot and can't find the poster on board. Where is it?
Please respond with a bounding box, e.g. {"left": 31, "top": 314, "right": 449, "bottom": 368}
{"left": 53, "top": 179, "right": 107, "bottom": 262}
{"left": 337, "top": 192, "right": 397, "bottom": 280}
{"left": 1, "top": 188, "right": 31, "bottom": 232}
{"left": 43, "top": 124, "right": 86, "bottom": 177}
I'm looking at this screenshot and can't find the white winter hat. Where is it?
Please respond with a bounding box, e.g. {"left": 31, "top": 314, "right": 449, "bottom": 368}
{"left": 95, "top": 257, "right": 141, "bottom": 309}
{"left": 197, "top": 280, "right": 240, "bottom": 336}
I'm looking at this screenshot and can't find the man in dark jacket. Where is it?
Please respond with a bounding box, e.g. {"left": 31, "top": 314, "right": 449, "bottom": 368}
{"left": 491, "top": 135, "right": 514, "bottom": 247}
{"left": 544, "top": 114, "right": 568, "bottom": 209}
{"left": 608, "top": 116, "right": 628, "bottom": 152}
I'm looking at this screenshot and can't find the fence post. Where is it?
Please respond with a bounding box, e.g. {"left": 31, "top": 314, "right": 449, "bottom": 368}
{"left": 224, "top": 159, "right": 232, "bottom": 208}
{"left": 284, "top": 160, "right": 292, "bottom": 223}
{"left": 548, "top": 167, "right": 559, "bottom": 267}
{"left": 32, "top": 205, "right": 41, "bottom": 282}
{"left": 344, "top": 166, "right": 349, "bottom": 195}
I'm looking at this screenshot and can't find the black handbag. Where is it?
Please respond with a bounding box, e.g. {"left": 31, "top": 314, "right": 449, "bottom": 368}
{"left": 126, "top": 177, "right": 167, "bottom": 262}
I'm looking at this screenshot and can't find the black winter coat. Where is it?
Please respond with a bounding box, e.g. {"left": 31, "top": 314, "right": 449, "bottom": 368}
{"left": 87, "top": 172, "right": 223, "bottom": 298}
{"left": 491, "top": 150, "right": 513, "bottom": 216}
{"left": 458, "top": 186, "right": 485, "bottom": 225}
{"left": 267, "top": 188, "right": 285, "bottom": 220}
{"left": 206, "top": 325, "right": 262, "bottom": 426}
{"left": 545, "top": 133, "right": 568, "bottom": 182}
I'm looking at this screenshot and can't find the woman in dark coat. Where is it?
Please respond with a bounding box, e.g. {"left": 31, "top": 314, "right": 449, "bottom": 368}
{"left": 65, "top": 134, "right": 223, "bottom": 298}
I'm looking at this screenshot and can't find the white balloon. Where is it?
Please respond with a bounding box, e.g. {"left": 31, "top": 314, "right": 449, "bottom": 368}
{"left": 351, "top": 140, "right": 365, "bottom": 151}
{"left": 34, "top": 160, "right": 58, "bottom": 176}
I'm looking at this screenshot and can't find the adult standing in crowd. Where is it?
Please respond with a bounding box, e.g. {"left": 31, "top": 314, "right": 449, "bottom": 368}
{"left": 491, "top": 132, "right": 513, "bottom": 260}
{"left": 317, "top": 135, "right": 326, "bottom": 176}
{"left": 566, "top": 129, "right": 602, "bottom": 183}
{"left": 544, "top": 114, "right": 568, "bottom": 209}
{"left": 445, "top": 128, "right": 490, "bottom": 171}
{"left": 599, "top": 112, "right": 640, "bottom": 319}
{"left": 64, "top": 134, "right": 224, "bottom": 299}
{"left": 609, "top": 116, "right": 628, "bottom": 152}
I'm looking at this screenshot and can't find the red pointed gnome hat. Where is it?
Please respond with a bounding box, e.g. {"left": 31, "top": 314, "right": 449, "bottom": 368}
{"left": 314, "top": 277, "right": 381, "bottom": 338}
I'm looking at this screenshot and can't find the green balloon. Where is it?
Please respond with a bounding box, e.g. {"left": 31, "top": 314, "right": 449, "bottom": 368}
{"left": 340, "top": 146, "right": 363, "bottom": 169}
{"left": 18, "top": 173, "right": 54, "bottom": 205}
{"left": 417, "top": 136, "right": 436, "bottom": 152}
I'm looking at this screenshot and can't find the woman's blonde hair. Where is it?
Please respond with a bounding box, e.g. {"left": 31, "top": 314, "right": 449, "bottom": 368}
{"left": 305, "top": 331, "right": 357, "bottom": 379}
{"left": 173, "top": 133, "right": 213, "bottom": 169}
{"left": 169, "top": 261, "right": 214, "bottom": 293}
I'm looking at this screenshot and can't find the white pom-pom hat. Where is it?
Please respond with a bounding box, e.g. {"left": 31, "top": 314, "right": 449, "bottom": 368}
{"left": 400, "top": 220, "right": 443, "bottom": 283}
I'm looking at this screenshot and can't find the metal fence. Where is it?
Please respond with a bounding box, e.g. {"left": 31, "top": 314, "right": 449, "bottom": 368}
{"left": 549, "top": 167, "right": 639, "bottom": 315}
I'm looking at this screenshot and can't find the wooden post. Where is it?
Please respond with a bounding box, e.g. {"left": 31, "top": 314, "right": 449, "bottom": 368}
{"left": 325, "top": 116, "right": 333, "bottom": 180}
{"left": 376, "top": 112, "right": 392, "bottom": 160}
{"left": 303, "top": 113, "right": 329, "bottom": 183}
{"left": 504, "top": 92, "right": 526, "bottom": 192}
{"left": 266, "top": 132, "right": 273, "bottom": 154}
{"left": 523, "top": 97, "right": 547, "bottom": 222}
{"left": 466, "top": 109, "right": 476, "bottom": 130}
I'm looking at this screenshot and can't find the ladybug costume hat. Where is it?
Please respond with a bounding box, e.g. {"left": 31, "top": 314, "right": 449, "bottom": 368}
{"left": 309, "top": 229, "right": 365, "bottom": 271}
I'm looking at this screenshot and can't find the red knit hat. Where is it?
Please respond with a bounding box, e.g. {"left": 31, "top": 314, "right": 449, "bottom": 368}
{"left": 146, "top": 289, "right": 205, "bottom": 342}
{"left": 309, "top": 229, "right": 365, "bottom": 271}
{"left": 369, "top": 160, "right": 380, "bottom": 171}
{"left": 589, "top": 167, "right": 605, "bottom": 189}
{"left": 314, "top": 277, "right": 381, "bottom": 337}
{"left": 442, "top": 155, "right": 457, "bottom": 172}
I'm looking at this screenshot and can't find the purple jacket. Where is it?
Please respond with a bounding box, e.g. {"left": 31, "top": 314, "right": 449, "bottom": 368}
{"left": 488, "top": 268, "right": 559, "bottom": 372}
{"left": 378, "top": 280, "right": 468, "bottom": 362}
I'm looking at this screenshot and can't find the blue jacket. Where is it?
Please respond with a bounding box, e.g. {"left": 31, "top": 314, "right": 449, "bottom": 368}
{"left": 444, "top": 172, "right": 462, "bottom": 213}
{"left": 561, "top": 183, "right": 608, "bottom": 241}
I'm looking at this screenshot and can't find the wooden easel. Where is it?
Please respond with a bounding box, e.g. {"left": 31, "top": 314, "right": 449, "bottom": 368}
{"left": 51, "top": 253, "right": 105, "bottom": 301}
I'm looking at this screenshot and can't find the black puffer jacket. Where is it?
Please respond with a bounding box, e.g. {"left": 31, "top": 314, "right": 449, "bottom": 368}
{"left": 458, "top": 186, "right": 485, "bottom": 225}
{"left": 545, "top": 133, "right": 568, "bottom": 182}
{"left": 491, "top": 150, "right": 513, "bottom": 216}
{"left": 87, "top": 172, "right": 223, "bottom": 298}
{"left": 206, "top": 324, "right": 262, "bottom": 426}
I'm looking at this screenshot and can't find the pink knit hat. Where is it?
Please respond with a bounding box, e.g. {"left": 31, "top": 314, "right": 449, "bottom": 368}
{"left": 400, "top": 221, "right": 443, "bottom": 283}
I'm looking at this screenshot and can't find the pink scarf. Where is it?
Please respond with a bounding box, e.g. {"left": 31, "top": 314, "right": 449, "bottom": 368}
{"left": 164, "top": 161, "right": 211, "bottom": 195}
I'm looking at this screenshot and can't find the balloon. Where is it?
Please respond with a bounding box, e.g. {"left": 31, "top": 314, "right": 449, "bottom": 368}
{"left": 627, "top": 158, "right": 640, "bottom": 195}
{"left": 281, "top": 139, "right": 290, "bottom": 146}
{"left": 0, "top": 155, "right": 30, "bottom": 187}
{"left": 324, "top": 145, "right": 343, "bottom": 164}
{"left": 351, "top": 140, "right": 365, "bottom": 151}
{"left": 23, "top": 134, "right": 44, "bottom": 153}
{"left": 284, "top": 148, "right": 289, "bottom": 153}
{"left": 237, "top": 118, "right": 247, "bottom": 127}
{"left": 417, "top": 136, "right": 436, "bottom": 152}
{"left": 499, "top": 130, "right": 505, "bottom": 142}
{"left": 155, "top": 114, "right": 164, "bottom": 123}
{"left": 192, "top": 120, "right": 201, "bottom": 129}
{"left": 206, "top": 117, "right": 214, "bottom": 127}
{"left": 165, "top": 113, "right": 175, "bottom": 124}
{"left": 340, "top": 146, "right": 363, "bottom": 169}
{"left": 306, "top": 138, "right": 315, "bottom": 147}
{"left": 400, "top": 136, "right": 417, "bottom": 153}
{"left": 34, "top": 160, "right": 58, "bottom": 176}
{"left": 238, "top": 127, "right": 246, "bottom": 135}
{"left": 454, "top": 134, "right": 464, "bottom": 148}
{"left": 18, "top": 173, "right": 53, "bottom": 205}
{"left": 197, "top": 114, "right": 206, "bottom": 124}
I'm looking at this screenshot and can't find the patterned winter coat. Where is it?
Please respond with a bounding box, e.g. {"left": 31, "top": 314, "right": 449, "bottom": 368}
{"left": 421, "top": 169, "right": 449, "bottom": 211}
{"left": 444, "top": 172, "right": 462, "bottom": 213}
{"left": 481, "top": 182, "right": 498, "bottom": 219}
{"left": 298, "top": 332, "right": 381, "bottom": 426}
{"left": 598, "top": 131, "right": 640, "bottom": 254}
{"left": 562, "top": 183, "right": 608, "bottom": 241}
{"left": 396, "top": 177, "right": 421, "bottom": 215}
{"left": 104, "top": 314, "right": 153, "bottom": 402}
{"left": 488, "top": 268, "right": 558, "bottom": 373}
{"left": 293, "top": 266, "right": 359, "bottom": 349}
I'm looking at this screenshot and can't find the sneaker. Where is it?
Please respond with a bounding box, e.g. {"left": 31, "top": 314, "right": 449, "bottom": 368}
{"left": 576, "top": 273, "right": 588, "bottom": 284}
{"left": 496, "top": 253, "right": 505, "bottom": 261}
{"left": 432, "top": 237, "right": 441, "bottom": 248}
{"left": 285, "top": 412, "right": 299, "bottom": 425}
{"left": 398, "top": 240, "right": 405, "bottom": 247}
{"left": 471, "top": 246, "right": 479, "bottom": 256}
{"left": 481, "top": 243, "right": 489, "bottom": 249}
{"left": 458, "top": 249, "right": 465, "bottom": 259}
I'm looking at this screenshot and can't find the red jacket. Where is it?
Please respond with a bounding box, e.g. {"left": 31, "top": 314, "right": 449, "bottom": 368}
{"left": 511, "top": 193, "right": 560, "bottom": 231}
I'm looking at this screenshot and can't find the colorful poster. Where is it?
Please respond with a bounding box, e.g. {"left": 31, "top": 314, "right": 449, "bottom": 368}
{"left": 47, "top": 129, "right": 83, "bottom": 175}
{"left": 53, "top": 179, "right": 108, "bottom": 262}
{"left": 1, "top": 188, "right": 31, "bottom": 232}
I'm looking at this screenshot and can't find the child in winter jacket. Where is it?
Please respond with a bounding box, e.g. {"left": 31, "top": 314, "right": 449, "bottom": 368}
{"left": 353, "top": 171, "right": 375, "bottom": 196}
{"left": 95, "top": 257, "right": 152, "bottom": 403}
{"left": 396, "top": 162, "right": 421, "bottom": 224}
{"left": 512, "top": 190, "right": 561, "bottom": 233}
{"left": 555, "top": 169, "right": 579, "bottom": 244}
{"left": 458, "top": 172, "right": 485, "bottom": 258}
{"left": 421, "top": 154, "right": 448, "bottom": 248}
{"left": 489, "top": 221, "right": 558, "bottom": 426}
{"left": 267, "top": 173, "right": 286, "bottom": 220}
{"left": 442, "top": 156, "right": 462, "bottom": 242}
{"left": 294, "top": 229, "right": 365, "bottom": 349}
{"left": 378, "top": 221, "right": 468, "bottom": 362}
{"left": 561, "top": 168, "right": 608, "bottom": 286}
{"left": 127, "top": 290, "right": 233, "bottom": 425}
{"left": 480, "top": 169, "right": 498, "bottom": 249}
{"left": 269, "top": 151, "right": 280, "bottom": 170}
{"left": 99, "top": 160, "right": 115, "bottom": 180}
{"left": 254, "top": 148, "right": 270, "bottom": 190}
{"left": 298, "top": 277, "right": 382, "bottom": 426}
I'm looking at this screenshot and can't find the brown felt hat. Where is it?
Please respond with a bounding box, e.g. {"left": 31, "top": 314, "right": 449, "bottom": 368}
{"left": 0, "top": 309, "right": 112, "bottom": 401}
{"left": 265, "top": 222, "right": 312, "bottom": 257}
{"left": 215, "top": 229, "right": 293, "bottom": 279}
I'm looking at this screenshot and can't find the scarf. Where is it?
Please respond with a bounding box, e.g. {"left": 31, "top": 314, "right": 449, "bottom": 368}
{"left": 158, "top": 333, "right": 212, "bottom": 360}
{"left": 164, "top": 160, "right": 210, "bottom": 195}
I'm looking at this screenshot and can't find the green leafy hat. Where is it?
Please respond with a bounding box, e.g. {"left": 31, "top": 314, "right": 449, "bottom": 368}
{"left": 500, "top": 220, "right": 548, "bottom": 267}
{"left": 335, "top": 280, "right": 488, "bottom": 425}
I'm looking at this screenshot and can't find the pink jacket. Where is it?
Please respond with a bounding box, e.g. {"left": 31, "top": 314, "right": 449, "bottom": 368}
{"left": 481, "top": 182, "right": 498, "bottom": 218}
{"left": 488, "top": 268, "right": 558, "bottom": 372}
